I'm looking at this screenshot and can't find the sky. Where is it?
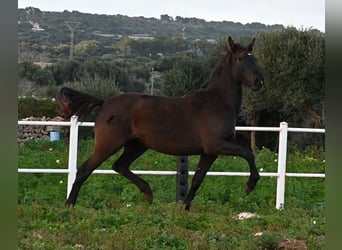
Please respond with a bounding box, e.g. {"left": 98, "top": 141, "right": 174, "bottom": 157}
{"left": 18, "top": 0, "right": 325, "bottom": 32}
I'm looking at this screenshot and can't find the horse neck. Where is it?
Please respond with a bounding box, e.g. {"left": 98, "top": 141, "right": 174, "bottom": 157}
{"left": 206, "top": 63, "right": 242, "bottom": 115}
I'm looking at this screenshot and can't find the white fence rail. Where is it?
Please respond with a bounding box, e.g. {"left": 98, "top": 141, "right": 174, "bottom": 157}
{"left": 18, "top": 116, "right": 325, "bottom": 209}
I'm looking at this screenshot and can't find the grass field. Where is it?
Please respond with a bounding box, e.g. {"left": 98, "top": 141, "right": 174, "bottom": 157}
{"left": 18, "top": 139, "right": 325, "bottom": 249}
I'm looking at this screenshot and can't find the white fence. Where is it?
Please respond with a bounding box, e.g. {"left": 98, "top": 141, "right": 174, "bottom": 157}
{"left": 18, "top": 116, "right": 325, "bottom": 210}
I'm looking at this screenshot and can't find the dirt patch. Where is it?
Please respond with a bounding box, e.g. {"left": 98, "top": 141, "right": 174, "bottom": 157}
{"left": 278, "top": 238, "right": 307, "bottom": 249}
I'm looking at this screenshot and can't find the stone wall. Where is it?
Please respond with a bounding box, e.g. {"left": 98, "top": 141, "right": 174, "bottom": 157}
{"left": 18, "top": 116, "right": 65, "bottom": 144}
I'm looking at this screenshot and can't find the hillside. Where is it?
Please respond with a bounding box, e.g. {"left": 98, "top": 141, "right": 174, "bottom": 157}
{"left": 18, "top": 7, "right": 284, "bottom": 47}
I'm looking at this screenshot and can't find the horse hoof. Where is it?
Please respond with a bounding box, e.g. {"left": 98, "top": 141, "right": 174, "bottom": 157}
{"left": 143, "top": 191, "right": 153, "bottom": 204}
{"left": 65, "top": 198, "right": 76, "bottom": 207}
{"left": 245, "top": 184, "right": 252, "bottom": 195}
{"left": 245, "top": 182, "right": 256, "bottom": 195}
{"left": 245, "top": 180, "right": 258, "bottom": 195}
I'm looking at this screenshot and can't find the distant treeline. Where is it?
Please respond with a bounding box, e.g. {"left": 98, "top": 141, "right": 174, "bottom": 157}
{"left": 18, "top": 7, "right": 285, "bottom": 47}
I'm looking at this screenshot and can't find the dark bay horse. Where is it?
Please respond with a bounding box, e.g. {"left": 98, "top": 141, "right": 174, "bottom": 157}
{"left": 57, "top": 36, "right": 264, "bottom": 210}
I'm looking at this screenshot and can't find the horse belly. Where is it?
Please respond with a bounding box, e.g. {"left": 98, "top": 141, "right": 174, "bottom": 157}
{"left": 129, "top": 96, "right": 206, "bottom": 155}
{"left": 133, "top": 118, "right": 203, "bottom": 155}
{"left": 151, "top": 134, "right": 203, "bottom": 155}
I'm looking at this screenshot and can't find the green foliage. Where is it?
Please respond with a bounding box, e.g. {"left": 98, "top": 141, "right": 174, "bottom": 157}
{"left": 18, "top": 58, "right": 151, "bottom": 95}
{"left": 49, "top": 59, "right": 81, "bottom": 85}
{"left": 242, "top": 28, "right": 325, "bottom": 124}
{"left": 18, "top": 61, "right": 40, "bottom": 80}
{"left": 18, "top": 139, "right": 325, "bottom": 249}
{"left": 18, "top": 7, "right": 284, "bottom": 54}
{"left": 18, "top": 61, "right": 56, "bottom": 87}
{"left": 117, "top": 37, "right": 132, "bottom": 57}
{"left": 32, "top": 67, "right": 56, "bottom": 86}
{"left": 161, "top": 53, "right": 211, "bottom": 96}
{"left": 62, "top": 75, "right": 120, "bottom": 100}
{"left": 129, "top": 36, "right": 193, "bottom": 58}
{"left": 53, "top": 44, "right": 69, "bottom": 58}
{"left": 18, "top": 97, "right": 58, "bottom": 118}
{"left": 255, "top": 231, "right": 281, "bottom": 249}
{"left": 74, "top": 40, "right": 103, "bottom": 57}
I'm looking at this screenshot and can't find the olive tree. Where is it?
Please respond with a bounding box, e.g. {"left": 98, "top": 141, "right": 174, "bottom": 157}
{"left": 241, "top": 28, "right": 325, "bottom": 151}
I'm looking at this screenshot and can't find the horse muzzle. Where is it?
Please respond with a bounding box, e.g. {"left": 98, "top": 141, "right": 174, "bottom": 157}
{"left": 251, "top": 77, "right": 264, "bottom": 91}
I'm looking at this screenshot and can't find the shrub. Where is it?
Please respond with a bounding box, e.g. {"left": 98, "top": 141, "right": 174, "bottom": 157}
{"left": 32, "top": 67, "right": 56, "bottom": 86}
{"left": 18, "top": 97, "right": 58, "bottom": 119}
{"left": 62, "top": 74, "right": 120, "bottom": 100}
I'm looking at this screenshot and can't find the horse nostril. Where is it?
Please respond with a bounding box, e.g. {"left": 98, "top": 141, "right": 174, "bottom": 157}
{"left": 256, "top": 77, "right": 264, "bottom": 85}
{"left": 255, "top": 78, "right": 261, "bottom": 84}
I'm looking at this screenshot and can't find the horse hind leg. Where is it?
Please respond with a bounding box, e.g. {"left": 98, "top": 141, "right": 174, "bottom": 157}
{"left": 184, "top": 155, "right": 217, "bottom": 211}
{"left": 112, "top": 140, "right": 153, "bottom": 203}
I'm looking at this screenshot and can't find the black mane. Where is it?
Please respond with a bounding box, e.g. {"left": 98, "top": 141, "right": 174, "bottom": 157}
{"left": 200, "top": 60, "right": 224, "bottom": 89}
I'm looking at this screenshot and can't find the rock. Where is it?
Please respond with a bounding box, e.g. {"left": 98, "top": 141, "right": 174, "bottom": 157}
{"left": 233, "top": 212, "right": 259, "bottom": 220}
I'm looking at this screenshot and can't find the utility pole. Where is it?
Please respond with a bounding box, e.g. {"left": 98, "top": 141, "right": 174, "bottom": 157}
{"left": 65, "top": 21, "right": 81, "bottom": 59}
{"left": 151, "top": 67, "right": 154, "bottom": 95}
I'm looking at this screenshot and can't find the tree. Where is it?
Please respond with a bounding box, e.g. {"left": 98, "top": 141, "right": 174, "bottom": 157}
{"left": 18, "top": 42, "right": 42, "bottom": 62}
{"left": 161, "top": 54, "right": 211, "bottom": 97}
{"left": 74, "top": 40, "right": 103, "bottom": 57}
{"left": 117, "top": 37, "right": 132, "bottom": 57}
{"left": 160, "top": 14, "right": 173, "bottom": 22}
{"left": 49, "top": 59, "right": 80, "bottom": 85}
{"left": 241, "top": 28, "right": 325, "bottom": 151}
{"left": 53, "top": 44, "right": 70, "bottom": 58}
{"left": 18, "top": 61, "right": 40, "bottom": 80}
{"left": 32, "top": 67, "right": 56, "bottom": 86}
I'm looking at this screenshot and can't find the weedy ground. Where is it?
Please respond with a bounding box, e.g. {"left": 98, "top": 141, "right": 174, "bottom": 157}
{"left": 18, "top": 139, "right": 325, "bottom": 249}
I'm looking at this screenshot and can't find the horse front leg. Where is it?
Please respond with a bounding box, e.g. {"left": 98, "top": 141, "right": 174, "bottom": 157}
{"left": 220, "top": 142, "right": 260, "bottom": 194}
{"left": 184, "top": 155, "right": 217, "bottom": 211}
{"left": 235, "top": 147, "right": 260, "bottom": 195}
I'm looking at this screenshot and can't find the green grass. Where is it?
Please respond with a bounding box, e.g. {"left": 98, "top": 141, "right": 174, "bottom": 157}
{"left": 18, "top": 139, "right": 325, "bottom": 249}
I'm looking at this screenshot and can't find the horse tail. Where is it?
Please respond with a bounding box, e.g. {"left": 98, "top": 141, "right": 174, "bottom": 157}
{"left": 56, "top": 87, "right": 104, "bottom": 121}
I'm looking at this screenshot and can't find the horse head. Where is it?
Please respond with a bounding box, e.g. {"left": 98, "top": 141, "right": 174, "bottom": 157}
{"left": 227, "top": 36, "right": 264, "bottom": 91}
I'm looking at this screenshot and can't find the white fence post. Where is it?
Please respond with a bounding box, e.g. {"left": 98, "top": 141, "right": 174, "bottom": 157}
{"left": 276, "top": 122, "right": 288, "bottom": 210}
{"left": 67, "top": 116, "right": 79, "bottom": 198}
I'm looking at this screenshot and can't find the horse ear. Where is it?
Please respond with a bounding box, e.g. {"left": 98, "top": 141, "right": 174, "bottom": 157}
{"left": 248, "top": 37, "right": 256, "bottom": 52}
{"left": 228, "top": 36, "right": 236, "bottom": 52}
